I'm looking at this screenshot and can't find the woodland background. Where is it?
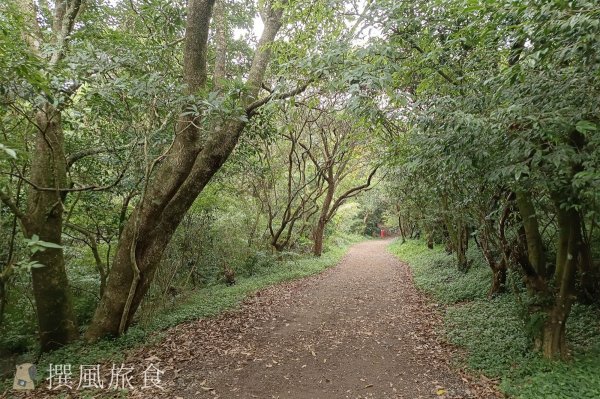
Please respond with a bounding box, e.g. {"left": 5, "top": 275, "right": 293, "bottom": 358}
{"left": 1, "top": 0, "right": 600, "bottom": 396}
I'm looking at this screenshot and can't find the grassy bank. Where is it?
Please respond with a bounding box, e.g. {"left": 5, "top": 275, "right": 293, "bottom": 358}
{"left": 389, "top": 239, "right": 600, "bottom": 399}
{"left": 1, "top": 235, "right": 360, "bottom": 392}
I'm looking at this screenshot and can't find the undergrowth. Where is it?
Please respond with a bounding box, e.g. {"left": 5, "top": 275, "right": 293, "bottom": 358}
{"left": 0, "top": 235, "right": 359, "bottom": 391}
{"left": 389, "top": 239, "right": 600, "bottom": 399}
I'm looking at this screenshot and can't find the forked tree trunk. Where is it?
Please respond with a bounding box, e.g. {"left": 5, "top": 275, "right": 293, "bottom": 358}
{"left": 85, "top": 0, "right": 284, "bottom": 341}
{"left": 25, "top": 106, "right": 79, "bottom": 351}
{"left": 313, "top": 173, "right": 335, "bottom": 256}
{"left": 542, "top": 199, "right": 581, "bottom": 359}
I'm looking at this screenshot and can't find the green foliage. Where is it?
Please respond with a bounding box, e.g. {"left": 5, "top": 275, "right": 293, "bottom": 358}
{"left": 0, "top": 144, "right": 16, "bottom": 160}
{"left": 0, "top": 288, "right": 37, "bottom": 352}
{"left": 389, "top": 239, "right": 600, "bottom": 398}
{"left": 67, "top": 250, "right": 103, "bottom": 326}
{"left": 389, "top": 240, "right": 490, "bottom": 304}
{"left": 150, "top": 243, "right": 351, "bottom": 330}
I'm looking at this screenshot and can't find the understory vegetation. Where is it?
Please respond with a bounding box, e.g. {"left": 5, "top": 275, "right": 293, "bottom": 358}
{"left": 390, "top": 240, "right": 600, "bottom": 399}
{"left": 1, "top": 0, "right": 599, "bottom": 395}
{"left": 1, "top": 234, "right": 359, "bottom": 390}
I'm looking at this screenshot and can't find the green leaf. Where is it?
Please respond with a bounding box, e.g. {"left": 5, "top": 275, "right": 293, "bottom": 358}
{"left": 0, "top": 143, "right": 17, "bottom": 159}
{"left": 25, "top": 235, "right": 62, "bottom": 254}
{"left": 36, "top": 240, "right": 63, "bottom": 249}
{"left": 575, "top": 120, "right": 597, "bottom": 133}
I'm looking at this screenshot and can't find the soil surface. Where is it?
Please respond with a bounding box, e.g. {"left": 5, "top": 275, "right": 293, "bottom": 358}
{"left": 141, "top": 239, "right": 476, "bottom": 399}
{"left": 7, "top": 239, "right": 502, "bottom": 399}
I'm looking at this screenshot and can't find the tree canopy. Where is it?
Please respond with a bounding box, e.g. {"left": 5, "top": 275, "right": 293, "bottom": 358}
{"left": 1, "top": 0, "right": 599, "bottom": 395}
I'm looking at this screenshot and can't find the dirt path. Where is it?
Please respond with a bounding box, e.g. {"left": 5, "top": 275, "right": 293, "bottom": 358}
{"left": 131, "top": 239, "right": 475, "bottom": 399}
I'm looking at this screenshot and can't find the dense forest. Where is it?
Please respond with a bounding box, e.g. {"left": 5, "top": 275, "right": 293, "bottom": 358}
{"left": 1, "top": 0, "right": 599, "bottom": 397}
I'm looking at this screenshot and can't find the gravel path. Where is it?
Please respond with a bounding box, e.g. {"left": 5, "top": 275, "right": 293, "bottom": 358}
{"left": 159, "top": 239, "right": 472, "bottom": 399}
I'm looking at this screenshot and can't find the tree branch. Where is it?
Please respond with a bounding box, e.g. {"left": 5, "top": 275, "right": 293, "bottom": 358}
{"left": 66, "top": 141, "right": 141, "bottom": 170}
{"left": 246, "top": 80, "right": 313, "bottom": 117}
{"left": 391, "top": 29, "right": 457, "bottom": 86}
{"left": 0, "top": 188, "right": 25, "bottom": 221}
{"left": 64, "top": 222, "right": 107, "bottom": 295}
{"left": 327, "top": 164, "right": 380, "bottom": 220}
{"left": 7, "top": 161, "right": 129, "bottom": 193}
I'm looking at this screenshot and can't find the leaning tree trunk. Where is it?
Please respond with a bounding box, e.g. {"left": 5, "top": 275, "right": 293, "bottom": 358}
{"left": 85, "top": 122, "right": 245, "bottom": 339}
{"left": 24, "top": 105, "right": 79, "bottom": 351}
{"left": 85, "top": 0, "right": 284, "bottom": 341}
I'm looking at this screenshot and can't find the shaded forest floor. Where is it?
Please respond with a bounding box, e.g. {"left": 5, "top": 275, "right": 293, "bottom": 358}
{"left": 127, "top": 239, "right": 495, "bottom": 398}
{"left": 6, "top": 240, "right": 502, "bottom": 398}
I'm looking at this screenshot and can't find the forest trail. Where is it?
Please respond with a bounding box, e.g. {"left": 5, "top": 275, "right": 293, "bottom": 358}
{"left": 132, "top": 240, "right": 475, "bottom": 398}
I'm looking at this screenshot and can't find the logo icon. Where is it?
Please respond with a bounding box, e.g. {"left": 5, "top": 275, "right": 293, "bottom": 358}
{"left": 13, "top": 363, "right": 36, "bottom": 391}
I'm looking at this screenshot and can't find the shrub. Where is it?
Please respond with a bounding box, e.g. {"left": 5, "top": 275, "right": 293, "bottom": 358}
{"left": 389, "top": 239, "right": 600, "bottom": 398}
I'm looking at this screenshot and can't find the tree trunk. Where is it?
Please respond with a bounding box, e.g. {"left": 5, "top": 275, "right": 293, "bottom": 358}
{"left": 542, "top": 201, "right": 581, "bottom": 359}
{"left": 489, "top": 260, "right": 507, "bottom": 297}
{"left": 478, "top": 222, "right": 507, "bottom": 297}
{"left": 542, "top": 304, "right": 569, "bottom": 359}
{"left": 85, "top": 0, "right": 284, "bottom": 341}
{"left": 212, "top": 0, "right": 227, "bottom": 85}
{"left": 426, "top": 230, "right": 434, "bottom": 249}
{"left": 515, "top": 189, "right": 547, "bottom": 278}
{"left": 313, "top": 219, "right": 326, "bottom": 257}
{"left": 85, "top": 123, "right": 245, "bottom": 340}
{"left": 442, "top": 223, "right": 453, "bottom": 254}
{"left": 313, "top": 172, "right": 334, "bottom": 257}
{"left": 24, "top": 105, "right": 79, "bottom": 351}
{"left": 13, "top": 0, "right": 84, "bottom": 353}
{"left": 578, "top": 239, "right": 598, "bottom": 303}
{"left": 398, "top": 216, "right": 406, "bottom": 243}
{"left": 456, "top": 224, "right": 470, "bottom": 271}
